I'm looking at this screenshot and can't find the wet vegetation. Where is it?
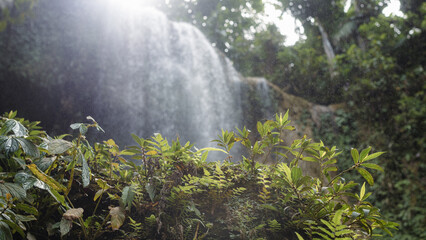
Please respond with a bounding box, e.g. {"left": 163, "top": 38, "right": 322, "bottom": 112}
{"left": 0, "top": 0, "right": 425, "bottom": 239}
{"left": 0, "top": 111, "right": 397, "bottom": 239}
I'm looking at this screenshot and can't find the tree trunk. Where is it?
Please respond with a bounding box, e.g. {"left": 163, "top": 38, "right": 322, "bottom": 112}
{"left": 316, "top": 19, "right": 336, "bottom": 76}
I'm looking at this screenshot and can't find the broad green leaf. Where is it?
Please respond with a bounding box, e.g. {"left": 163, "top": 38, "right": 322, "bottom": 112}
{"left": 96, "top": 178, "right": 109, "bottom": 190}
{"left": 357, "top": 168, "right": 374, "bottom": 186}
{"left": 361, "top": 163, "right": 384, "bottom": 172}
{"left": 279, "top": 163, "right": 292, "bottom": 183}
{"left": 34, "top": 157, "right": 55, "bottom": 172}
{"left": 15, "top": 214, "right": 36, "bottom": 222}
{"left": 94, "top": 189, "right": 106, "bottom": 201}
{"left": 80, "top": 153, "right": 90, "bottom": 188}
{"left": 360, "top": 182, "right": 366, "bottom": 201}
{"left": 79, "top": 125, "right": 88, "bottom": 135}
{"left": 1, "top": 137, "right": 20, "bottom": 156}
{"left": 60, "top": 219, "right": 72, "bottom": 236}
{"left": 27, "top": 164, "right": 66, "bottom": 192}
{"left": 47, "top": 139, "right": 73, "bottom": 155}
{"left": 16, "top": 138, "right": 39, "bottom": 157}
{"left": 332, "top": 210, "right": 344, "bottom": 225}
{"left": 15, "top": 203, "right": 38, "bottom": 215}
{"left": 291, "top": 167, "right": 302, "bottom": 183}
{"left": 324, "top": 167, "right": 338, "bottom": 173}
{"left": 359, "top": 147, "right": 371, "bottom": 162}
{"left": 0, "top": 222, "right": 13, "bottom": 240}
{"left": 14, "top": 171, "right": 46, "bottom": 190}
{"left": 351, "top": 148, "right": 359, "bottom": 164}
{"left": 122, "top": 185, "right": 136, "bottom": 207}
{"left": 363, "top": 152, "right": 385, "bottom": 162}
{"left": 302, "top": 156, "right": 317, "bottom": 162}
{"left": 0, "top": 182, "right": 27, "bottom": 200}
{"left": 2, "top": 219, "right": 25, "bottom": 238}
{"left": 131, "top": 134, "right": 143, "bottom": 146}
{"left": 2, "top": 119, "right": 28, "bottom": 137}
{"left": 47, "top": 187, "right": 67, "bottom": 207}
{"left": 110, "top": 206, "right": 125, "bottom": 230}
{"left": 70, "top": 123, "right": 82, "bottom": 130}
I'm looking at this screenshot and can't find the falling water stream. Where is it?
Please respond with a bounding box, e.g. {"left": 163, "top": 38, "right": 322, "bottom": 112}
{"left": 0, "top": 0, "right": 275, "bottom": 156}
{"left": 93, "top": 4, "right": 245, "bottom": 149}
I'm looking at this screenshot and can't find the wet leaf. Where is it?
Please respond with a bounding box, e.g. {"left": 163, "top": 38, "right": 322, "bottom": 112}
{"left": 121, "top": 185, "right": 135, "bottom": 207}
{"left": 2, "top": 119, "right": 28, "bottom": 137}
{"left": 80, "top": 153, "right": 90, "bottom": 188}
{"left": 145, "top": 183, "right": 155, "bottom": 202}
{"left": 63, "top": 208, "right": 83, "bottom": 221}
{"left": 0, "top": 182, "right": 27, "bottom": 200}
{"left": 70, "top": 123, "right": 82, "bottom": 130}
{"left": 60, "top": 219, "right": 72, "bottom": 236}
{"left": 16, "top": 138, "right": 39, "bottom": 157}
{"left": 34, "top": 157, "right": 55, "bottom": 172}
{"left": 27, "top": 164, "right": 66, "bottom": 192}
{"left": 110, "top": 206, "right": 125, "bottom": 230}
{"left": 48, "top": 139, "right": 73, "bottom": 154}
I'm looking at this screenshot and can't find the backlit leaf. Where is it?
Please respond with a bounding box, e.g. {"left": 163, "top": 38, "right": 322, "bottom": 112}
{"left": 361, "top": 163, "right": 384, "bottom": 172}
{"left": 357, "top": 168, "right": 374, "bottom": 186}
{"left": 363, "top": 152, "right": 385, "bottom": 162}
{"left": 351, "top": 148, "right": 359, "bottom": 164}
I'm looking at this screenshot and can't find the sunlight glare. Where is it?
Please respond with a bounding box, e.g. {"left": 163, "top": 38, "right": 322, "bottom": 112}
{"left": 383, "top": 0, "right": 404, "bottom": 17}
{"left": 106, "top": 0, "right": 153, "bottom": 14}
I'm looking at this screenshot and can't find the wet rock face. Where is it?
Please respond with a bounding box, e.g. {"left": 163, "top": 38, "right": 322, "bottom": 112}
{"left": 0, "top": 0, "right": 336, "bottom": 173}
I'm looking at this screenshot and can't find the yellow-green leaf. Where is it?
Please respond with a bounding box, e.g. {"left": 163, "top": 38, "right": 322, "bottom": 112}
{"left": 360, "top": 182, "right": 366, "bottom": 201}
{"left": 27, "top": 164, "right": 66, "bottom": 192}
{"left": 351, "top": 148, "right": 359, "bottom": 164}
{"left": 361, "top": 163, "right": 384, "bottom": 172}
{"left": 357, "top": 168, "right": 374, "bottom": 186}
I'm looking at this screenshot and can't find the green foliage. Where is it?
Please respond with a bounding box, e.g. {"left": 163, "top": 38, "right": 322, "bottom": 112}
{"left": 0, "top": 111, "right": 398, "bottom": 239}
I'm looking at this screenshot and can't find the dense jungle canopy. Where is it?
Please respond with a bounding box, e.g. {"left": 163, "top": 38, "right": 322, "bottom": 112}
{"left": 0, "top": 0, "right": 424, "bottom": 239}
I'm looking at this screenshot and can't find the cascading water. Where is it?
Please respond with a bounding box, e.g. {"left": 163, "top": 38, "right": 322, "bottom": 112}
{"left": 93, "top": 3, "right": 244, "bottom": 149}
{"left": 0, "top": 0, "right": 274, "bottom": 157}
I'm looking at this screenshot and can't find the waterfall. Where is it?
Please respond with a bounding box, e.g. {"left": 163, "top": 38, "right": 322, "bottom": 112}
{"left": 0, "top": 0, "right": 273, "bottom": 156}
{"left": 92, "top": 4, "right": 244, "bottom": 149}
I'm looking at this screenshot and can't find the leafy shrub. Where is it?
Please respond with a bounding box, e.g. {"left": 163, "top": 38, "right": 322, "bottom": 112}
{"left": 0, "top": 110, "right": 397, "bottom": 239}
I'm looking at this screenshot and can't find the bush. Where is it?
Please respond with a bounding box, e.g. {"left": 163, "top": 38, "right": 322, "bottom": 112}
{"left": 0, "top": 110, "right": 397, "bottom": 239}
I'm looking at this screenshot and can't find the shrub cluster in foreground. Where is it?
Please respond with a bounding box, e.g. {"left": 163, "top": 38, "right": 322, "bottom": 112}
{"left": 0, "top": 110, "right": 397, "bottom": 239}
